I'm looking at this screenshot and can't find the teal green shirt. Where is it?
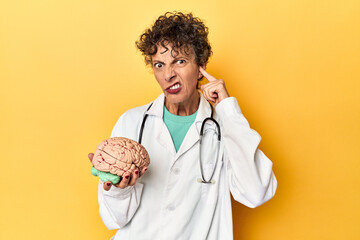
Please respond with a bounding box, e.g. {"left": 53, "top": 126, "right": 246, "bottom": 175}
{"left": 163, "top": 106, "right": 198, "bottom": 152}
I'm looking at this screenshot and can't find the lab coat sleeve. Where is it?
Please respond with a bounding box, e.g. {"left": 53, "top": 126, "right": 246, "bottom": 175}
{"left": 215, "top": 97, "right": 277, "bottom": 208}
{"left": 97, "top": 110, "right": 144, "bottom": 230}
{"left": 98, "top": 181, "right": 143, "bottom": 229}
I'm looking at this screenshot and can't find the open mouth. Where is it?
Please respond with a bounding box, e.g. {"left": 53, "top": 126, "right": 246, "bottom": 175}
{"left": 166, "top": 82, "right": 181, "bottom": 94}
{"left": 168, "top": 83, "right": 180, "bottom": 90}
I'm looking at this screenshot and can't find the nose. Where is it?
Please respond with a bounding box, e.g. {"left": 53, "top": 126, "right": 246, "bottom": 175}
{"left": 165, "top": 66, "right": 176, "bottom": 82}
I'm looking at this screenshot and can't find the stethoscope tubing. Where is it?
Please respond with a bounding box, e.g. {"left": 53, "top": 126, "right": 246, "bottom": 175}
{"left": 138, "top": 102, "right": 221, "bottom": 184}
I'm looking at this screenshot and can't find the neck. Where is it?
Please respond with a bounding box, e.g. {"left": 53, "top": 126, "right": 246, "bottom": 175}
{"left": 165, "top": 91, "right": 200, "bottom": 116}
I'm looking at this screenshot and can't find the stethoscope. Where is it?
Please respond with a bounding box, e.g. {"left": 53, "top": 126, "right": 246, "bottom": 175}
{"left": 138, "top": 102, "right": 221, "bottom": 184}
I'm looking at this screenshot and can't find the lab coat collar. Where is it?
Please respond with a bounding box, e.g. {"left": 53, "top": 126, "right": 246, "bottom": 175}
{"left": 146, "top": 93, "right": 165, "bottom": 118}
{"left": 145, "top": 91, "right": 214, "bottom": 126}
{"left": 194, "top": 91, "right": 214, "bottom": 127}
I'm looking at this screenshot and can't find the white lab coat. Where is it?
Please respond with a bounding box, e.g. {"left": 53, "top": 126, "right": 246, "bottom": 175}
{"left": 98, "top": 92, "right": 277, "bottom": 240}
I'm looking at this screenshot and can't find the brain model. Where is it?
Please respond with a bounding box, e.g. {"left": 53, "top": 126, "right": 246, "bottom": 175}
{"left": 91, "top": 137, "right": 150, "bottom": 184}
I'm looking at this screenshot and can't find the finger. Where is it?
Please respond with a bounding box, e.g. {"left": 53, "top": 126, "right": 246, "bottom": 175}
{"left": 128, "top": 169, "right": 139, "bottom": 186}
{"left": 202, "top": 80, "right": 224, "bottom": 96}
{"left": 200, "top": 84, "right": 210, "bottom": 99}
{"left": 211, "top": 92, "right": 218, "bottom": 99}
{"left": 202, "top": 79, "right": 222, "bottom": 90}
{"left": 103, "top": 181, "right": 112, "bottom": 191}
{"left": 203, "top": 79, "right": 229, "bottom": 102}
{"left": 88, "top": 153, "right": 94, "bottom": 163}
{"left": 201, "top": 83, "right": 216, "bottom": 103}
{"left": 113, "top": 176, "right": 123, "bottom": 188}
{"left": 119, "top": 172, "right": 131, "bottom": 189}
{"left": 204, "top": 83, "right": 220, "bottom": 98}
{"left": 139, "top": 167, "right": 148, "bottom": 177}
{"left": 203, "top": 88, "right": 216, "bottom": 103}
{"left": 199, "top": 67, "right": 217, "bottom": 82}
{"left": 204, "top": 89, "right": 216, "bottom": 103}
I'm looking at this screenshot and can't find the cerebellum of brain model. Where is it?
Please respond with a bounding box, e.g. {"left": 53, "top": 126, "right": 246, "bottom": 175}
{"left": 91, "top": 137, "right": 150, "bottom": 184}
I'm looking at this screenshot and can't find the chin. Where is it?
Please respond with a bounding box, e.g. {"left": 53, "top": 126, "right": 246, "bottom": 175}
{"left": 164, "top": 94, "right": 187, "bottom": 104}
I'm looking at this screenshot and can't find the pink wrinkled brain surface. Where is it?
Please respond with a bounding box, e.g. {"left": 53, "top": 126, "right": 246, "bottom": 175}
{"left": 92, "top": 137, "right": 150, "bottom": 176}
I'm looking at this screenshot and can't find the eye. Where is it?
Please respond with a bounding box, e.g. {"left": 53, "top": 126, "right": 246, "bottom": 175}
{"left": 154, "top": 62, "right": 163, "bottom": 68}
{"left": 176, "top": 59, "right": 186, "bottom": 64}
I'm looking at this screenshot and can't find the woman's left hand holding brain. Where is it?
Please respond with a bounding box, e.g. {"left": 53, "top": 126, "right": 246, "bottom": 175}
{"left": 199, "top": 67, "right": 230, "bottom": 107}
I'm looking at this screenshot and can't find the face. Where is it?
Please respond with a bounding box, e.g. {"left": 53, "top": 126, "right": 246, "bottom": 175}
{"left": 151, "top": 44, "right": 202, "bottom": 107}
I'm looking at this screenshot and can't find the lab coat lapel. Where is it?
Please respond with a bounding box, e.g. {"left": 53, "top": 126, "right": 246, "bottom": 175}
{"left": 175, "top": 123, "right": 199, "bottom": 159}
{"left": 156, "top": 123, "right": 176, "bottom": 156}
{"left": 147, "top": 94, "right": 177, "bottom": 156}
{"left": 146, "top": 93, "right": 164, "bottom": 118}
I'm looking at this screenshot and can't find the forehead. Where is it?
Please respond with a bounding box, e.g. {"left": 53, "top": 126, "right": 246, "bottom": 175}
{"left": 152, "top": 43, "right": 194, "bottom": 60}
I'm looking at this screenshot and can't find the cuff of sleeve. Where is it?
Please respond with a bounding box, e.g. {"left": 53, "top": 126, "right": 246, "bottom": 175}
{"left": 99, "top": 180, "right": 135, "bottom": 198}
{"left": 215, "top": 97, "right": 242, "bottom": 118}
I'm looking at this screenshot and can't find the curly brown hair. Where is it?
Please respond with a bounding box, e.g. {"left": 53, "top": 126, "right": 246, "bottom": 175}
{"left": 135, "top": 11, "right": 212, "bottom": 67}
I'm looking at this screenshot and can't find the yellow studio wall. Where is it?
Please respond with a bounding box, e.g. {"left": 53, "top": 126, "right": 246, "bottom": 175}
{"left": 1, "top": 0, "right": 359, "bottom": 239}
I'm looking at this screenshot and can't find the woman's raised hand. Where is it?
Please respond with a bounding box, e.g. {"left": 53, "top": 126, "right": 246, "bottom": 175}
{"left": 88, "top": 153, "right": 147, "bottom": 191}
{"left": 199, "top": 67, "right": 230, "bottom": 107}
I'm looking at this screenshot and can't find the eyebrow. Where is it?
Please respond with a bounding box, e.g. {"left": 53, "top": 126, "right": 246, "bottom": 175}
{"left": 174, "top": 56, "right": 189, "bottom": 60}
{"left": 171, "top": 57, "right": 187, "bottom": 64}
{"left": 152, "top": 60, "right": 163, "bottom": 64}
{"left": 152, "top": 56, "right": 189, "bottom": 64}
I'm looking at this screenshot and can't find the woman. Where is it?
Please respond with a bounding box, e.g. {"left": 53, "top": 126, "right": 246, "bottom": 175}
{"left": 88, "top": 11, "right": 277, "bottom": 239}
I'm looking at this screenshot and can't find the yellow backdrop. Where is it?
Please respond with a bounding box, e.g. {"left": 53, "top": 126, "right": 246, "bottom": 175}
{"left": 1, "top": 0, "right": 359, "bottom": 239}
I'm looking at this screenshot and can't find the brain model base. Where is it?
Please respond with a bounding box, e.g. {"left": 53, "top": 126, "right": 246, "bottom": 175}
{"left": 91, "top": 137, "right": 150, "bottom": 184}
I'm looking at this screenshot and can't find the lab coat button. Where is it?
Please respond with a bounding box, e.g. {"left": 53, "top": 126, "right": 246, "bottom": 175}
{"left": 173, "top": 168, "right": 180, "bottom": 175}
{"left": 167, "top": 204, "right": 175, "bottom": 211}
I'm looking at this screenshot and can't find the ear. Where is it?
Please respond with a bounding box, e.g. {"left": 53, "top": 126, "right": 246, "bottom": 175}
{"left": 198, "top": 62, "right": 207, "bottom": 78}
{"left": 199, "top": 62, "right": 207, "bottom": 70}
